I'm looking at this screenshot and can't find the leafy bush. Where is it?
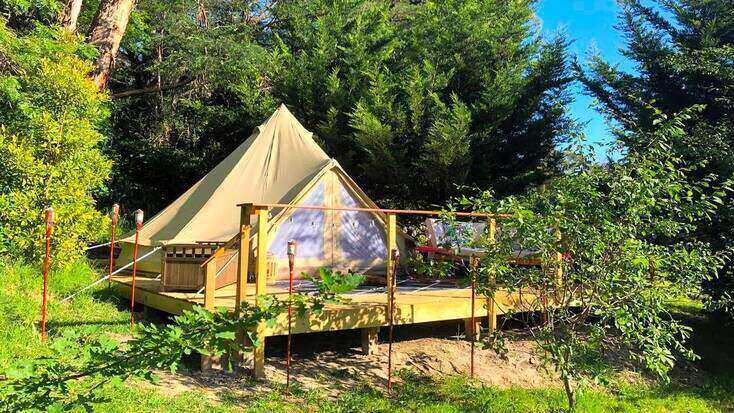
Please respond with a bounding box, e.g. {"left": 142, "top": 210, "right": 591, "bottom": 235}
{"left": 453, "top": 110, "right": 728, "bottom": 409}
{"left": 0, "top": 22, "right": 111, "bottom": 265}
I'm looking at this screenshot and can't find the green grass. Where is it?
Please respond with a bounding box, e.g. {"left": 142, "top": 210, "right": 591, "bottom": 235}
{"left": 1, "top": 261, "right": 733, "bottom": 412}
{"left": 87, "top": 374, "right": 733, "bottom": 413}
{"left": 0, "top": 260, "right": 134, "bottom": 371}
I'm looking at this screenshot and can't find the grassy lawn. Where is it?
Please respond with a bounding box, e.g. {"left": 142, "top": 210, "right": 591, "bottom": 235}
{"left": 1, "top": 261, "right": 733, "bottom": 412}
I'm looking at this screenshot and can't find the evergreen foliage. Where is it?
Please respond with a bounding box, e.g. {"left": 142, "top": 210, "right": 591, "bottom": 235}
{"left": 104, "top": 0, "right": 575, "bottom": 212}
{"left": 576, "top": 0, "right": 734, "bottom": 315}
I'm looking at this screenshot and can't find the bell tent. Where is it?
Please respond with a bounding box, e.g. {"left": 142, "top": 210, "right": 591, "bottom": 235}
{"left": 117, "top": 104, "right": 404, "bottom": 290}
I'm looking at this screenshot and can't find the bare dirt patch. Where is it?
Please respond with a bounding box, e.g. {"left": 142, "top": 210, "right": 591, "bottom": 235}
{"left": 142, "top": 320, "right": 559, "bottom": 401}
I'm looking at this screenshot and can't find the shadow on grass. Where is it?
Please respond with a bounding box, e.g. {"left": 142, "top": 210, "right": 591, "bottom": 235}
{"left": 638, "top": 300, "right": 734, "bottom": 411}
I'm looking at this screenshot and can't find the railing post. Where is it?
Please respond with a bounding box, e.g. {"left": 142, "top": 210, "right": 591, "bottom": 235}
{"left": 236, "top": 205, "right": 252, "bottom": 310}
{"left": 233, "top": 204, "right": 252, "bottom": 373}
{"left": 385, "top": 213, "right": 397, "bottom": 316}
{"left": 253, "top": 206, "right": 269, "bottom": 378}
{"left": 236, "top": 226, "right": 251, "bottom": 309}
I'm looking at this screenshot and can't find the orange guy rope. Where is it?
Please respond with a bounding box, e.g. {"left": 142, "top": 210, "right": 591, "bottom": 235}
{"left": 40, "top": 207, "right": 54, "bottom": 341}
{"left": 130, "top": 209, "right": 144, "bottom": 330}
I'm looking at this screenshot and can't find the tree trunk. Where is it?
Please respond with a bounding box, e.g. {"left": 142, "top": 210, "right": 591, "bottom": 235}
{"left": 87, "top": 0, "right": 136, "bottom": 90}
{"left": 562, "top": 374, "right": 575, "bottom": 410}
{"left": 60, "top": 0, "right": 84, "bottom": 31}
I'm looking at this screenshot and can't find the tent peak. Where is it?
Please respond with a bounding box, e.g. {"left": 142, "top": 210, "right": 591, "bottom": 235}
{"left": 274, "top": 103, "right": 295, "bottom": 118}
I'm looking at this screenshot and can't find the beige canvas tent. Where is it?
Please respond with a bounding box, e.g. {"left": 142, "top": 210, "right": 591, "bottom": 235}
{"left": 117, "top": 104, "right": 405, "bottom": 290}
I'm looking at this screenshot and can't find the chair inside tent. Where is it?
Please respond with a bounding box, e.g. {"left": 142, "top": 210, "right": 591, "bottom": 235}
{"left": 116, "top": 104, "right": 406, "bottom": 291}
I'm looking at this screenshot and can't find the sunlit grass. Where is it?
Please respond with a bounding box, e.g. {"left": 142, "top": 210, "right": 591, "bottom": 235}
{"left": 2, "top": 261, "right": 733, "bottom": 412}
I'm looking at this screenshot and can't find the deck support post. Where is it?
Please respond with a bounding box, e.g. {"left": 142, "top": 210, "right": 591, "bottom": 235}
{"left": 464, "top": 318, "right": 481, "bottom": 341}
{"left": 252, "top": 206, "right": 269, "bottom": 378}
{"left": 385, "top": 214, "right": 398, "bottom": 394}
{"left": 361, "top": 327, "right": 380, "bottom": 355}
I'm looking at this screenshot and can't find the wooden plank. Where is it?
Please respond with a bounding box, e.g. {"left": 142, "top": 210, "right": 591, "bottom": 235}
{"left": 236, "top": 204, "right": 253, "bottom": 310}
{"left": 112, "top": 274, "right": 563, "bottom": 345}
{"left": 464, "top": 318, "right": 481, "bottom": 341}
{"left": 255, "top": 207, "right": 269, "bottom": 299}
{"left": 112, "top": 280, "right": 194, "bottom": 315}
{"left": 234, "top": 207, "right": 252, "bottom": 371}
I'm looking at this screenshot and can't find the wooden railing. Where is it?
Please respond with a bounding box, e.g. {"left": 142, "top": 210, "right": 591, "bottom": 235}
{"left": 199, "top": 231, "right": 243, "bottom": 310}
{"left": 202, "top": 202, "right": 563, "bottom": 379}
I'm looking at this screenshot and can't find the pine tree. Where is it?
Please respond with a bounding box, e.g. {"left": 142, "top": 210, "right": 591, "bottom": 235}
{"left": 576, "top": 0, "right": 734, "bottom": 314}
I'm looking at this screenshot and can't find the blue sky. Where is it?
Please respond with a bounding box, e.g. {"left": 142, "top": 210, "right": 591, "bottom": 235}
{"left": 536, "top": 0, "right": 637, "bottom": 160}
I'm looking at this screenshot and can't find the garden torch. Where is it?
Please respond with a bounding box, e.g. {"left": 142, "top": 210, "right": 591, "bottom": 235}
{"left": 40, "top": 207, "right": 54, "bottom": 341}
{"left": 130, "top": 209, "right": 144, "bottom": 330}
{"left": 108, "top": 204, "right": 119, "bottom": 287}
{"left": 286, "top": 240, "right": 297, "bottom": 395}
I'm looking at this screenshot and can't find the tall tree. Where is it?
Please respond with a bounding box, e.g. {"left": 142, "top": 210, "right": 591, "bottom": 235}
{"left": 87, "top": 0, "right": 136, "bottom": 89}
{"left": 104, "top": 0, "right": 575, "bottom": 213}
{"left": 576, "top": 0, "right": 734, "bottom": 314}
{"left": 270, "top": 0, "right": 575, "bottom": 207}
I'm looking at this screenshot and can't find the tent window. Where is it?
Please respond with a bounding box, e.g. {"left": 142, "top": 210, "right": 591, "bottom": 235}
{"left": 269, "top": 182, "right": 326, "bottom": 259}
{"left": 337, "top": 184, "right": 386, "bottom": 260}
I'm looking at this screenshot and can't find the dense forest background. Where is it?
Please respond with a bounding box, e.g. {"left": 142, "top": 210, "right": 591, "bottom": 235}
{"left": 103, "top": 0, "right": 575, "bottom": 213}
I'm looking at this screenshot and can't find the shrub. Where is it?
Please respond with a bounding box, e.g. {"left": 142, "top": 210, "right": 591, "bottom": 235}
{"left": 0, "top": 22, "right": 111, "bottom": 265}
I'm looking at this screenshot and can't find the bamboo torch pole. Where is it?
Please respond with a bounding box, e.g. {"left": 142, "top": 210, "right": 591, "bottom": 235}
{"left": 387, "top": 248, "right": 400, "bottom": 394}
{"left": 107, "top": 204, "right": 119, "bottom": 287}
{"left": 40, "top": 207, "right": 54, "bottom": 342}
{"left": 130, "top": 209, "right": 144, "bottom": 330}
{"left": 286, "top": 240, "right": 297, "bottom": 396}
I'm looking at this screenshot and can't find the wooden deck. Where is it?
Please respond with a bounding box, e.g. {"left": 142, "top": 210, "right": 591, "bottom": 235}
{"left": 111, "top": 276, "right": 543, "bottom": 337}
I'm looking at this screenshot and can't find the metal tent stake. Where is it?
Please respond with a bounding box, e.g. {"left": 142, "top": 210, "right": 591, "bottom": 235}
{"left": 108, "top": 204, "right": 119, "bottom": 287}
{"left": 387, "top": 248, "right": 399, "bottom": 394}
{"left": 40, "top": 208, "right": 54, "bottom": 342}
{"left": 286, "top": 240, "right": 297, "bottom": 395}
{"left": 130, "top": 209, "right": 144, "bottom": 330}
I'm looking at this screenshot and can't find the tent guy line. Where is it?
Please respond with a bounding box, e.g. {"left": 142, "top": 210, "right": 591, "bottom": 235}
{"left": 60, "top": 247, "right": 162, "bottom": 303}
